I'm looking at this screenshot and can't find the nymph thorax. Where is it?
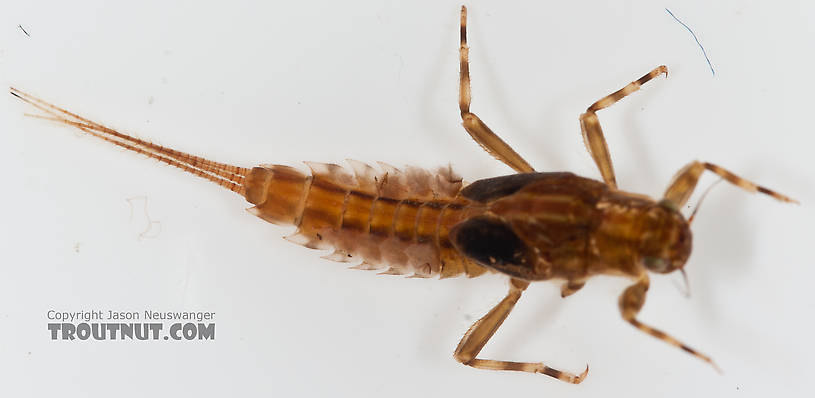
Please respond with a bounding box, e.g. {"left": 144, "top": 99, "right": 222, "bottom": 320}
{"left": 450, "top": 172, "right": 692, "bottom": 283}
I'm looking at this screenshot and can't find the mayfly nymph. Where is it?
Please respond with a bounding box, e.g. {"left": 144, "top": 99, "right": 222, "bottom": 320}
{"left": 12, "top": 5, "right": 796, "bottom": 384}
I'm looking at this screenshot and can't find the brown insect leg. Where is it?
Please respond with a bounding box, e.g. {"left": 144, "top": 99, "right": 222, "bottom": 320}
{"left": 458, "top": 6, "right": 534, "bottom": 174}
{"left": 454, "top": 278, "right": 589, "bottom": 383}
{"left": 663, "top": 160, "right": 798, "bottom": 208}
{"left": 560, "top": 280, "right": 586, "bottom": 298}
{"left": 579, "top": 66, "right": 668, "bottom": 189}
{"left": 619, "top": 275, "right": 721, "bottom": 372}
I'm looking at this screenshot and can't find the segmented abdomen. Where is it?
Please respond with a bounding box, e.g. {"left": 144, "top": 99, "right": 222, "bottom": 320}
{"left": 243, "top": 161, "right": 489, "bottom": 278}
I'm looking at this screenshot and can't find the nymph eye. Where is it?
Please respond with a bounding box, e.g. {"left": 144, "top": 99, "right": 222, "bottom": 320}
{"left": 657, "top": 198, "right": 679, "bottom": 212}
{"left": 643, "top": 256, "right": 670, "bottom": 273}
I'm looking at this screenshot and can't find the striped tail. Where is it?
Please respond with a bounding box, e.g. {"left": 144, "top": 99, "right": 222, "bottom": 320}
{"left": 10, "top": 87, "right": 250, "bottom": 197}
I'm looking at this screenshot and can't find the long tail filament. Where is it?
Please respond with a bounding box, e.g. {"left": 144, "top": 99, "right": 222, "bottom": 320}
{"left": 10, "top": 87, "right": 249, "bottom": 197}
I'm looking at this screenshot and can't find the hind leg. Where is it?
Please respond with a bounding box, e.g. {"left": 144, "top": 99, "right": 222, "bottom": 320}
{"left": 454, "top": 278, "right": 589, "bottom": 383}
{"left": 458, "top": 6, "right": 534, "bottom": 173}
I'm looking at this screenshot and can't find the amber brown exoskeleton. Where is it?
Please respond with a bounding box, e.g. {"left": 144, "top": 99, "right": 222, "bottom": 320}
{"left": 11, "top": 5, "right": 797, "bottom": 385}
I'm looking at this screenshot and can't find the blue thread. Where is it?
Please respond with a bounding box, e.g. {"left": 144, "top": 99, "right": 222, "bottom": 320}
{"left": 665, "top": 8, "right": 715, "bottom": 76}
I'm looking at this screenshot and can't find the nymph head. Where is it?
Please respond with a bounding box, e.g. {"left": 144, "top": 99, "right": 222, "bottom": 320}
{"left": 638, "top": 199, "right": 692, "bottom": 274}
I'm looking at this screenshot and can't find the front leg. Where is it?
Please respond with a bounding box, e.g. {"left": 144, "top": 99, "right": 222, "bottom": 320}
{"left": 662, "top": 160, "right": 797, "bottom": 208}
{"left": 619, "top": 275, "right": 720, "bottom": 371}
{"left": 454, "top": 278, "right": 589, "bottom": 383}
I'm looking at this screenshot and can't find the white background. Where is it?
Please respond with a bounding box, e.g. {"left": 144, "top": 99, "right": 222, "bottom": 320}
{"left": 1, "top": 0, "right": 813, "bottom": 397}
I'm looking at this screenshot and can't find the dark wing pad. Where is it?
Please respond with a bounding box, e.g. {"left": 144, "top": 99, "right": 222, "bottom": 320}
{"left": 450, "top": 215, "right": 534, "bottom": 278}
{"left": 460, "top": 172, "right": 574, "bottom": 203}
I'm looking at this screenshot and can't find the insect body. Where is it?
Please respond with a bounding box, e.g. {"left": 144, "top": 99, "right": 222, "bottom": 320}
{"left": 12, "top": 6, "right": 795, "bottom": 384}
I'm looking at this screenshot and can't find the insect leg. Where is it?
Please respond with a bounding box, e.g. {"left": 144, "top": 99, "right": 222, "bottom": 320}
{"left": 560, "top": 280, "right": 586, "bottom": 298}
{"left": 662, "top": 160, "right": 798, "bottom": 208}
{"left": 619, "top": 275, "right": 720, "bottom": 371}
{"left": 458, "top": 6, "right": 534, "bottom": 173}
{"left": 579, "top": 66, "right": 668, "bottom": 189}
{"left": 454, "top": 278, "right": 589, "bottom": 383}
